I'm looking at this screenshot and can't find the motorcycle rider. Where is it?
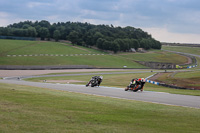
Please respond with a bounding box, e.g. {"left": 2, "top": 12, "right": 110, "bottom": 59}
{"left": 127, "top": 78, "right": 146, "bottom": 92}
{"left": 97, "top": 76, "right": 103, "bottom": 87}
{"left": 86, "top": 76, "right": 103, "bottom": 87}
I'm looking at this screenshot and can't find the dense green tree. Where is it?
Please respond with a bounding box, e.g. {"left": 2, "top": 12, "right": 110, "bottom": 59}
{"left": 93, "top": 32, "right": 104, "bottom": 44}
{"left": 84, "top": 32, "right": 94, "bottom": 46}
{"left": 0, "top": 20, "right": 161, "bottom": 52}
{"left": 38, "top": 20, "right": 51, "bottom": 28}
{"left": 0, "top": 27, "right": 4, "bottom": 35}
{"left": 49, "top": 23, "right": 57, "bottom": 38}
{"left": 39, "top": 27, "right": 49, "bottom": 40}
{"left": 97, "top": 38, "right": 106, "bottom": 49}
{"left": 140, "top": 38, "right": 149, "bottom": 49}
{"left": 53, "top": 30, "right": 60, "bottom": 41}
{"left": 111, "top": 41, "right": 120, "bottom": 53}
{"left": 28, "top": 27, "right": 37, "bottom": 37}
{"left": 13, "top": 29, "right": 22, "bottom": 36}
{"left": 130, "top": 39, "right": 139, "bottom": 50}
{"left": 58, "top": 26, "right": 67, "bottom": 40}
{"left": 68, "top": 31, "right": 79, "bottom": 45}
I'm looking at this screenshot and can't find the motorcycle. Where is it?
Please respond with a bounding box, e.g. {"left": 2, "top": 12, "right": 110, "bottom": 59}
{"left": 125, "top": 79, "right": 145, "bottom": 92}
{"left": 86, "top": 76, "right": 103, "bottom": 87}
{"left": 125, "top": 84, "right": 142, "bottom": 92}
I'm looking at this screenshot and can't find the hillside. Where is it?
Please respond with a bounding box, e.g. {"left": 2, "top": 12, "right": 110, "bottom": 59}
{"left": 0, "top": 39, "right": 189, "bottom": 69}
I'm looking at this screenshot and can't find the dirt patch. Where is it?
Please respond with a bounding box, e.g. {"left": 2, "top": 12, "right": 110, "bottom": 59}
{"left": 44, "top": 80, "right": 85, "bottom": 83}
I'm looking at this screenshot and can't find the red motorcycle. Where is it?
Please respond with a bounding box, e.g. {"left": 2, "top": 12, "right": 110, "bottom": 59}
{"left": 125, "top": 78, "right": 145, "bottom": 92}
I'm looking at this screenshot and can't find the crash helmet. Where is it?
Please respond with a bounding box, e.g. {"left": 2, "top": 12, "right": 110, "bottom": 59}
{"left": 141, "top": 78, "right": 145, "bottom": 82}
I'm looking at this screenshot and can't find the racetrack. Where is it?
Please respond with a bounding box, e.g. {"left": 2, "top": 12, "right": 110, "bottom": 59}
{"left": 0, "top": 75, "right": 200, "bottom": 109}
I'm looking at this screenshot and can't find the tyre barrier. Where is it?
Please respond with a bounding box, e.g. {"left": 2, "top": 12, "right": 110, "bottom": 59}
{"left": 187, "top": 64, "right": 197, "bottom": 69}
{"left": 146, "top": 79, "right": 159, "bottom": 85}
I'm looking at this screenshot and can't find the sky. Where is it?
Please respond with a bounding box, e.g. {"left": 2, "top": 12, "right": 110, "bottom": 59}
{"left": 0, "top": 0, "right": 200, "bottom": 44}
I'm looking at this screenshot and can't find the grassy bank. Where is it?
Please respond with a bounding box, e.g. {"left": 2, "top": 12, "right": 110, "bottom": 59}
{"left": 0, "top": 82, "right": 200, "bottom": 133}
{"left": 0, "top": 55, "right": 146, "bottom": 68}
{"left": 0, "top": 39, "right": 189, "bottom": 68}
{"left": 118, "top": 50, "right": 188, "bottom": 64}
{"left": 0, "top": 39, "right": 103, "bottom": 55}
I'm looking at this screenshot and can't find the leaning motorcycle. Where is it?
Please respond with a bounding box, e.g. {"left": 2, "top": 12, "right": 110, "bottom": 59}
{"left": 125, "top": 84, "right": 142, "bottom": 92}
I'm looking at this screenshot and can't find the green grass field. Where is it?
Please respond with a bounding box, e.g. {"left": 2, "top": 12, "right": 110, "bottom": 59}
{"left": 0, "top": 39, "right": 189, "bottom": 68}
{"left": 0, "top": 82, "right": 200, "bottom": 133}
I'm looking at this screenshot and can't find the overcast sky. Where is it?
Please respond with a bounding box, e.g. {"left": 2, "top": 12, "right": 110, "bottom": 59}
{"left": 0, "top": 0, "right": 200, "bottom": 43}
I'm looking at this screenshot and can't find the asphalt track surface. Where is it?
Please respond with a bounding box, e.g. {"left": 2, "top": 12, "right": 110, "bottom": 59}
{"left": 0, "top": 76, "right": 200, "bottom": 109}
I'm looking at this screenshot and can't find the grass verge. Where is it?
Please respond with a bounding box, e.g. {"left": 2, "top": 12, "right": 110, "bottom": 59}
{"left": 0, "top": 82, "right": 200, "bottom": 133}
{"left": 155, "top": 70, "right": 200, "bottom": 90}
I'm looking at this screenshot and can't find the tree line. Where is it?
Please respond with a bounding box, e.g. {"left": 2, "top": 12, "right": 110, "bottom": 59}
{"left": 0, "top": 20, "right": 161, "bottom": 53}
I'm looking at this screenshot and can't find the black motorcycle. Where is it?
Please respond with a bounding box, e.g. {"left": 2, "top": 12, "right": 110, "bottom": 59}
{"left": 86, "top": 76, "right": 103, "bottom": 87}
